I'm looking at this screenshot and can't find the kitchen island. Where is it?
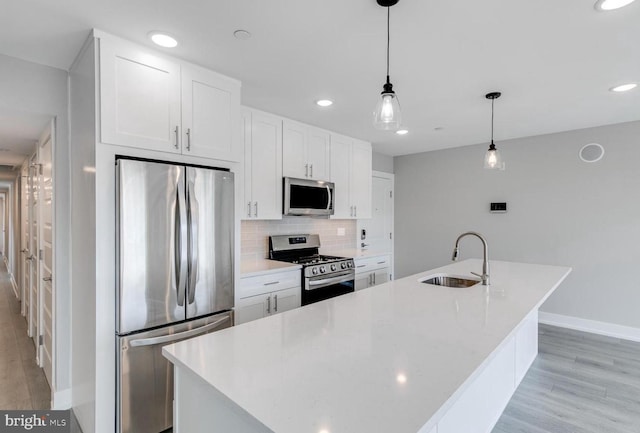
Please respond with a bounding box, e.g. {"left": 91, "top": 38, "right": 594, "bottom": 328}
{"left": 163, "top": 259, "right": 571, "bottom": 433}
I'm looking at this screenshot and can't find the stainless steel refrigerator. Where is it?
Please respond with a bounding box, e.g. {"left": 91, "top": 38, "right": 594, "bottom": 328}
{"left": 116, "top": 157, "right": 234, "bottom": 433}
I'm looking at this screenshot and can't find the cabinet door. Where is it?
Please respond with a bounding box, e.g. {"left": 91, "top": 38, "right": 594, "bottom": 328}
{"left": 235, "top": 294, "right": 270, "bottom": 325}
{"left": 182, "top": 65, "right": 241, "bottom": 161}
{"left": 330, "top": 134, "right": 353, "bottom": 219}
{"left": 271, "top": 287, "right": 301, "bottom": 315}
{"left": 242, "top": 109, "right": 253, "bottom": 220}
{"left": 307, "top": 128, "right": 330, "bottom": 180}
{"left": 250, "top": 111, "right": 283, "bottom": 219}
{"left": 282, "top": 121, "right": 307, "bottom": 178}
{"left": 373, "top": 268, "right": 389, "bottom": 286}
{"left": 100, "top": 38, "right": 181, "bottom": 152}
{"left": 351, "top": 140, "right": 372, "bottom": 219}
{"left": 355, "top": 272, "right": 373, "bottom": 291}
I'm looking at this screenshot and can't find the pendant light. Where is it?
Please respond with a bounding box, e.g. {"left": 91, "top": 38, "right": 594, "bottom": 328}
{"left": 373, "top": 0, "right": 402, "bottom": 131}
{"left": 484, "top": 92, "right": 503, "bottom": 170}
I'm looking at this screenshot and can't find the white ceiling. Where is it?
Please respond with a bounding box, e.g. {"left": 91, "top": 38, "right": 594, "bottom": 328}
{"left": 0, "top": 0, "right": 639, "bottom": 156}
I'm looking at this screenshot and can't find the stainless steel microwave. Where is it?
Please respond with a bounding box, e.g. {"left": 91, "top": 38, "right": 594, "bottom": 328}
{"left": 283, "top": 177, "right": 334, "bottom": 216}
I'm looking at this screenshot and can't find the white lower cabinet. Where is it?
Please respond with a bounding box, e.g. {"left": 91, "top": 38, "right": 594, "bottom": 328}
{"left": 354, "top": 255, "right": 391, "bottom": 291}
{"left": 431, "top": 310, "right": 538, "bottom": 433}
{"left": 236, "top": 270, "right": 301, "bottom": 325}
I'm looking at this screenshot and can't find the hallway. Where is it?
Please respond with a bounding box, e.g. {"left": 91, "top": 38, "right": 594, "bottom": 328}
{"left": 0, "top": 260, "right": 51, "bottom": 409}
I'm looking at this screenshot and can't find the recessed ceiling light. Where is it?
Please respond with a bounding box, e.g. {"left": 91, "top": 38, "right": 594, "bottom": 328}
{"left": 434, "top": 126, "right": 444, "bottom": 131}
{"left": 594, "top": 0, "right": 636, "bottom": 10}
{"left": 396, "top": 129, "right": 409, "bottom": 135}
{"left": 233, "top": 30, "right": 252, "bottom": 40}
{"left": 148, "top": 32, "right": 178, "bottom": 48}
{"left": 610, "top": 83, "right": 637, "bottom": 92}
{"left": 316, "top": 99, "right": 333, "bottom": 107}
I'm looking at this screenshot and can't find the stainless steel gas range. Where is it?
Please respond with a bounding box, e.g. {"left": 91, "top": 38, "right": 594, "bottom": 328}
{"left": 269, "top": 234, "right": 354, "bottom": 305}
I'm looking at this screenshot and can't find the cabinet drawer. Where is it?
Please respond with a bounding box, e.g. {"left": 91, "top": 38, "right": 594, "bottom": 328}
{"left": 354, "top": 255, "right": 390, "bottom": 274}
{"left": 240, "top": 270, "right": 300, "bottom": 298}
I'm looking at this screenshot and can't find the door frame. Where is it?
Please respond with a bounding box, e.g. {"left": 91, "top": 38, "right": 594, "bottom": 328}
{"left": 357, "top": 170, "right": 394, "bottom": 279}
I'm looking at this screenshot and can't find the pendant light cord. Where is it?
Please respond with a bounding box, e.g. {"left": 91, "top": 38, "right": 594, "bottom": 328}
{"left": 386, "top": 6, "right": 390, "bottom": 81}
{"left": 490, "top": 97, "right": 495, "bottom": 144}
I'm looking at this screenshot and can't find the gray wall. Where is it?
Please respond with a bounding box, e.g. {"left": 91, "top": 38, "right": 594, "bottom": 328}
{"left": 394, "top": 120, "right": 640, "bottom": 329}
{"left": 373, "top": 152, "right": 394, "bottom": 173}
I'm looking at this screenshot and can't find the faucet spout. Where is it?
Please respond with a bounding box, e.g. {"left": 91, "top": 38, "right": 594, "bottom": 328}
{"left": 452, "top": 231, "right": 490, "bottom": 285}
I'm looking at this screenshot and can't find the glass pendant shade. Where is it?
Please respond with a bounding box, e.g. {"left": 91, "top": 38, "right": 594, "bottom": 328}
{"left": 374, "top": 89, "right": 402, "bottom": 130}
{"left": 484, "top": 143, "right": 502, "bottom": 169}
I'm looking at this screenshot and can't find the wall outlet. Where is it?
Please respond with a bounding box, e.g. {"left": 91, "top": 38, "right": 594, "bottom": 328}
{"left": 337, "top": 227, "right": 345, "bottom": 236}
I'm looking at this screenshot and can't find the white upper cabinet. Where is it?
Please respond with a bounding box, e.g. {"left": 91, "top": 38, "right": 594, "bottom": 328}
{"left": 100, "top": 38, "right": 181, "bottom": 153}
{"left": 243, "top": 108, "right": 282, "bottom": 220}
{"left": 330, "top": 134, "right": 372, "bottom": 219}
{"left": 282, "top": 120, "right": 330, "bottom": 180}
{"left": 100, "top": 36, "right": 241, "bottom": 162}
{"left": 351, "top": 139, "right": 372, "bottom": 219}
{"left": 182, "top": 65, "right": 241, "bottom": 161}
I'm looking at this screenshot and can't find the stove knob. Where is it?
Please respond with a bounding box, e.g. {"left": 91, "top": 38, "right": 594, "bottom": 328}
{"left": 319, "top": 266, "right": 326, "bottom": 274}
{"left": 341, "top": 262, "right": 347, "bottom": 269}
{"left": 331, "top": 264, "right": 337, "bottom": 271}
{"left": 312, "top": 267, "right": 319, "bottom": 275}
{"left": 347, "top": 262, "right": 353, "bottom": 268}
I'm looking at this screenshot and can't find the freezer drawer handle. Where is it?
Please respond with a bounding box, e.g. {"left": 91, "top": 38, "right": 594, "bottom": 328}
{"left": 128, "top": 316, "right": 230, "bottom": 348}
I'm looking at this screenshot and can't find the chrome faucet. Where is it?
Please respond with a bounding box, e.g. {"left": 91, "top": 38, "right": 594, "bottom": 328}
{"left": 452, "top": 232, "right": 490, "bottom": 285}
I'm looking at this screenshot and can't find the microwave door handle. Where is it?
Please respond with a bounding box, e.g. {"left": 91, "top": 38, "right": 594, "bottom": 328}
{"left": 187, "top": 179, "right": 199, "bottom": 304}
{"left": 326, "top": 185, "right": 331, "bottom": 211}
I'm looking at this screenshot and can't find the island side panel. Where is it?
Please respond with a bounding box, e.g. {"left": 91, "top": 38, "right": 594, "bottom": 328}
{"left": 174, "top": 366, "right": 274, "bottom": 433}
{"left": 515, "top": 310, "right": 538, "bottom": 385}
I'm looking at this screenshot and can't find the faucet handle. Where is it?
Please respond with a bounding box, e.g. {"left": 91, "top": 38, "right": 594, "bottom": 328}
{"left": 470, "top": 271, "right": 483, "bottom": 278}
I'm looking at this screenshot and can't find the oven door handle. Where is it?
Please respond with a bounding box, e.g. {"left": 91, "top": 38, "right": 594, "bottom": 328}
{"left": 307, "top": 273, "right": 354, "bottom": 290}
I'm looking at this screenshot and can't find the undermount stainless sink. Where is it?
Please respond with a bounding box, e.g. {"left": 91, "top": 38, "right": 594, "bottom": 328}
{"left": 421, "top": 275, "right": 480, "bottom": 288}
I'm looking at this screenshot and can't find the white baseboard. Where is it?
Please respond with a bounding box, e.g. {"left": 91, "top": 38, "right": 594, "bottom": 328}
{"left": 539, "top": 311, "right": 640, "bottom": 343}
{"left": 52, "top": 388, "right": 72, "bottom": 410}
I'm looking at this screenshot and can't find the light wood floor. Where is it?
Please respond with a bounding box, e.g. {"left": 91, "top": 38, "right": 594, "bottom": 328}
{"left": 0, "top": 262, "right": 51, "bottom": 409}
{"left": 493, "top": 324, "right": 640, "bottom": 433}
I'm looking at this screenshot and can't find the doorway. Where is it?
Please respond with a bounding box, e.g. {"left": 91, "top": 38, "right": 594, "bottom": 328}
{"left": 357, "top": 171, "right": 394, "bottom": 276}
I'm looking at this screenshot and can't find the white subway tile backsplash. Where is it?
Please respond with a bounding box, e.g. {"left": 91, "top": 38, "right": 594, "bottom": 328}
{"left": 241, "top": 219, "right": 357, "bottom": 258}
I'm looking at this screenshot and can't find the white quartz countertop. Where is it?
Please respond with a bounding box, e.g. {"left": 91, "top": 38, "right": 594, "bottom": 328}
{"left": 240, "top": 258, "right": 301, "bottom": 277}
{"left": 164, "top": 259, "right": 571, "bottom": 433}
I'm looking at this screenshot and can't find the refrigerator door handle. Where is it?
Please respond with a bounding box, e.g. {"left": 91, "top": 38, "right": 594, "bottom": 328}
{"left": 175, "top": 176, "right": 188, "bottom": 306}
{"left": 187, "top": 179, "right": 199, "bottom": 304}
{"left": 129, "top": 316, "right": 230, "bottom": 348}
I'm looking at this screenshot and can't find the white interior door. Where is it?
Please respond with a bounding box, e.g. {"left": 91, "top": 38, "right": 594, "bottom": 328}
{"left": 358, "top": 174, "right": 393, "bottom": 253}
{"left": 39, "top": 133, "right": 54, "bottom": 384}
{"left": 21, "top": 164, "right": 30, "bottom": 315}
{"left": 29, "top": 153, "right": 39, "bottom": 349}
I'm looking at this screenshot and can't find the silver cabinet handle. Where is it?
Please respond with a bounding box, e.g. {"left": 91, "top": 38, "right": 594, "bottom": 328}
{"left": 263, "top": 281, "right": 280, "bottom": 286}
{"left": 274, "top": 294, "right": 278, "bottom": 312}
{"left": 247, "top": 202, "right": 252, "bottom": 218}
{"left": 266, "top": 296, "right": 271, "bottom": 314}
{"left": 373, "top": 273, "right": 376, "bottom": 285}
{"left": 174, "top": 126, "right": 180, "bottom": 149}
{"left": 310, "top": 164, "right": 313, "bottom": 178}
{"left": 354, "top": 205, "right": 357, "bottom": 217}
{"left": 186, "top": 128, "right": 191, "bottom": 151}
{"left": 356, "top": 264, "right": 366, "bottom": 268}
{"left": 377, "top": 261, "right": 386, "bottom": 265}
{"left": 43, "top": 276, "right": 52, "bottom": 282}
{"left": 350, "top": 206, "right": 354, "bottom": 217}
{"left": 305, "top": 164, "right": 309, "bottom": 177}
{"left": 254, "top": 201, "right": 258, "bottom": 218}
{"left": 129, "top": 316, "right": 230, "bottom": 348}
